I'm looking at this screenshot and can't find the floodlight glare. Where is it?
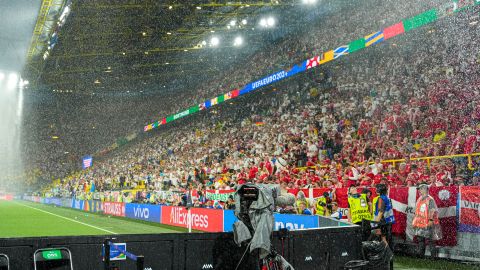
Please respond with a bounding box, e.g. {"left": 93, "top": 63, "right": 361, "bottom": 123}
{"left": 230, "top": 20, "right": 236, "bottom": 26}
{"left": 210, "top": 37, "right": 220, "bottom": 46}
{"left": 241, "top": 19, "right": 248, "bottom": 25}
{"left": 234, "top": 36, "right": 243, "bottom": 47}
{"left": 7, "top": 73, "right": 18, "bottom": 89}
{"left": 260, "top": 18, "right": 268, "bottom": 27}
{"left": 303, "top": 0, "right": 317, "bottom": 3}
{"left": 267, "top": 17, "right": 275, "bottom": 27}
{"left": 0, "top": 73, "right": 4, "bottom": 82}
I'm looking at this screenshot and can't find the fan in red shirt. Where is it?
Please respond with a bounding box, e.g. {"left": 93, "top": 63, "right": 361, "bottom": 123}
{"left": 248, "top": 162, "right": 258, "bottom": 180}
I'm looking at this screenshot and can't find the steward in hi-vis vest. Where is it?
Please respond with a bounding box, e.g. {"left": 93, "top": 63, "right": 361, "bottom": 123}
{"left": 347, "top": 186, "right": 372, "bottom": 241}
{"left": 412, "top": 183, "right": 442, "bottom": 258}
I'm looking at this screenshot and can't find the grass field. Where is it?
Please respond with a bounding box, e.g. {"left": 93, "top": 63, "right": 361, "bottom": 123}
{"left": 0, "top": 200, "right": 186, "bottom": 238}
{"left": 0, "top": 200, "right": 477, "bottom": 269}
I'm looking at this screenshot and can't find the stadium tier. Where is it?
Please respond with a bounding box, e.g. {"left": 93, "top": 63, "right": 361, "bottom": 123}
{"left": 1, "top": 0, "right": 480, "bottom": 269}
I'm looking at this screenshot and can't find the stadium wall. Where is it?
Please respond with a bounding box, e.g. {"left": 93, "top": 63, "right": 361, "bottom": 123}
{"left": 24, "top": 196, "right": 329, "bottom": 233}
{"left": 0, "top": 227, "right": 362, "bottom": 270}
{"left": 23, "top": 187, "right": 480, "bottom": 262}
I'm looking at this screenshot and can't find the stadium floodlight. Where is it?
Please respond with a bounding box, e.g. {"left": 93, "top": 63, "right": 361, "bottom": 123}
{"left": 201, "top": 40, "right": 207, "bottom": 46}
{"left": 267, "top": 17, "right": 275, "bottom": 27}
{"left": 7, "top": 73, "right": 18, "bottom": 89}
{"left": 302, "top": 0, "right": 317, "bottom": 4}
{"left": 210, "top": 36, "right": 220, "bottom": 47}
{"left": 233, "top": 36, "right": 243, "bottom": 47}
{"left": 241, "top": 19, "right": 248, "bottom": 25}
{"left": 230, "top": 20, "right": 236, "bottom": 26}
{"left": 0, "top": 73, "right": 4, "bottom": 82}
{"left": 260, "top": 18, "right": 268, "bottom": 27}
{"left": 260, "top": 17, "right": 275, "bottom": 28}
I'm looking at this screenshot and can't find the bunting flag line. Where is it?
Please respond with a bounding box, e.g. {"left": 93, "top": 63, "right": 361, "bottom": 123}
{"left": 306, "top": 56, "right": 320, "bottom": 69}
{"left": 319, "top": 50, "right": 334, "bottom": 64}
{"left": 365, "top": 31, "right": 384, "bottom": 47}
{"left": 383, "top": 22, "right": 405, "bottom": 40}
{"left": 334, "top": 46, "right": 349, "bottom": 59}
{"left": 348, "top": 38, "right": 366, "bottom": 53}
{"left": 144, "top": 0, "right": 478, "bottom": 132}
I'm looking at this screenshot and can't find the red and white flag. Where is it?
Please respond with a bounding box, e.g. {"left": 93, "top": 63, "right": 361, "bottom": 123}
{"left": 306, "top": 56, "right": 320, "bottom": 69}
{"left": 390, "top": 186, "right": 458, "bottom": 246}
{"left": 459, "top": 186, "right": 480, "bottom": 233}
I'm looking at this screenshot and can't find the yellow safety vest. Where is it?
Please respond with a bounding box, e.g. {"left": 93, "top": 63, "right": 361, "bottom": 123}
{"left": 372, "top": 196, "right": 379, "bottom": 218}
{"left": 316, "top": 197, "right": 327, "bottom": 216}
{"left": 348, "top": 194, "right": 372, "bottom": 224}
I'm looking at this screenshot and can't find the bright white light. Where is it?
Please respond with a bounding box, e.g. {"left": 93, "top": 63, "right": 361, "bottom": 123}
{"left": 267, "top": 17, "right": 275, "bottom": 27}
{"left": 233, "top": 36, "right": 243, "bottom": 47}
{"left": 210, "top": 37, "right": 220, "bottom": 47}
{"left": 7, "top": 73, "right": 18, "bottom": 89}
{"left": 230, "top": 20, "right": 236, "bottom": 26}
{"left": 241, "top": 19, "right": 247, "bottom": 25}
{"left": 0, "top": 73, "right": 4, "bottom": 82}
{"left": 303, "top": 0, "right": 317, "bottom": 4}
{"left": 260, "top": 18, "right": 267, "bottom": 27}
{"left": 201, "top": 40, "right": 207, "bottom": 46}
{"left": 196, "top": 6, "right": 201, "bottom": 10}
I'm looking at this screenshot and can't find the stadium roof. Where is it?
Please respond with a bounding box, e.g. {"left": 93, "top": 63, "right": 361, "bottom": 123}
{"left": 23, "top": 0, "right": 340, "bottom": 96}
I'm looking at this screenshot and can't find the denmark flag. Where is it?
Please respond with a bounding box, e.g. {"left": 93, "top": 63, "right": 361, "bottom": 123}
{"left": 389, "top": 186, "right": 458, "bottom": 246}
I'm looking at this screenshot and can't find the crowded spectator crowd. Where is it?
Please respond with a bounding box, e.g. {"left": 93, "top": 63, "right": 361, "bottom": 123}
{"left": 31, "top": 2, "right": 480, "bottom": 214}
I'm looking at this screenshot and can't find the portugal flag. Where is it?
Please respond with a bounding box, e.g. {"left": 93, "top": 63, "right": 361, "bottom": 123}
{"left": 390, "top": 186, "right": 458, "bottom": 246}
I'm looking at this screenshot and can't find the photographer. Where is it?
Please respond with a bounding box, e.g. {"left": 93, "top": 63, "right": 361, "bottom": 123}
{"left": 315, "top": 192, "right": 331, "bottom": 216}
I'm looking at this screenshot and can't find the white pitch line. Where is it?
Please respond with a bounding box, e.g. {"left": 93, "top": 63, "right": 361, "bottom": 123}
{"left": 16, "top": 202, "right": 117, "bottom": 235}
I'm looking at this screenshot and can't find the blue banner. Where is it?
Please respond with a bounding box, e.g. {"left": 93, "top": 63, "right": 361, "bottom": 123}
{"left": 71, "top": 199, "right": 84, "bottom": 210}
{"left": 286, "top": 62, "right": 307, "bottom": 77}
{"left": 125, "top": 203, "right": 161, "bottom": 223}
{"left": 222, "top": 210, "right": 320, "bottom": 232}
{"left": 273, "top": 213, "right": 319, "bottom": 231}
{"left": 223, "top": 210, "right": 237, "bottom": 232}
{"left": 44, "top": 197, "right": 62, "bottom": 206}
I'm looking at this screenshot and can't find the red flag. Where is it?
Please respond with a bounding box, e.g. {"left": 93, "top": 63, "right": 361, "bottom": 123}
{"left": 390, "top": 186, "right": 458, "bottom": 246}
{"left": 383, "top": 22, "right": 405, "bottom": 40}
{"left": 161, "top": 118, "right": 167, "bottom": 125}
{"left": 231, "top": 89, "right": 239, "bottom": 98}
{"left": 459, "top": 186, "right": 480, "bottom": 233}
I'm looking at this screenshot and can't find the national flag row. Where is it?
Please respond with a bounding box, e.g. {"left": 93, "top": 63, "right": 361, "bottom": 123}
{"left": 145, "top": 0, "right": 480, "bottom": 132}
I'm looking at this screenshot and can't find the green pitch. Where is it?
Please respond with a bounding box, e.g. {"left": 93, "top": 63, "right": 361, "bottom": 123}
{"left": 0, "top": 200, "right": 186, "bottom": 238}
{"left": 0, "top": 201, "right": 476, "bottom": 269}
